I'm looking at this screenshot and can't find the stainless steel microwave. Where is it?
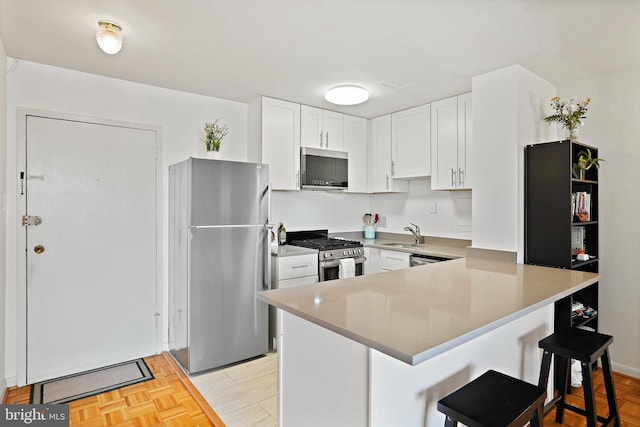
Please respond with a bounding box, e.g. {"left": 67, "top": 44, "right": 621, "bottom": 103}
{"left": 300, "top": 147, "right": 348, "bottom": 190}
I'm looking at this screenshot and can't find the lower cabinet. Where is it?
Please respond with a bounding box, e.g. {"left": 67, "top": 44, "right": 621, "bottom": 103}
{"left": 364, "top": 247, "right": 381, "bottom": 274}
{"left": 270, "top": 253, "right": 318, "bottom": 349}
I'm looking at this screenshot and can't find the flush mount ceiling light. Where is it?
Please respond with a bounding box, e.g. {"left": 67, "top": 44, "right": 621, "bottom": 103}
{"left": 324, "top": 85, "right": 369, "bottom": 105}
{"left": 96, "top": 20, "right": 123, "bottom": 55}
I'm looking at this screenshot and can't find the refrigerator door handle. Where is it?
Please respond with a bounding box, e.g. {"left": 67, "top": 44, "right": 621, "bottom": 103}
{"left": 188, "top": 224, "right": 275, "bottom": 229}
{"left": 264, "top": 230, "right": 271, "bottom": 291}
{"left": 189, "top": 224, "right": 268, "bottom": 229}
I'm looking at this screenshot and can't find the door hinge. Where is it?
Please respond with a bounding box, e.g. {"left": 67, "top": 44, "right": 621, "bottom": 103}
{"left": 22, "top": 215, "right": 42, "bottom": 226}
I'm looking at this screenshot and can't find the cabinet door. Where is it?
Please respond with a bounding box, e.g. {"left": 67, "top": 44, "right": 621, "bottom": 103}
{"left": 323, "top": 110, "right": 344, "bottom": 151}
{"left": 301, "top": 105, "right": 324, "bottom": 149}
{"left": 262, "top": 97, "right": 300, "bottom": 190}
{"left": 370, "top": 115, "right": 392, "bottom": 193}
{"left": 343, "top": 115, "right": 367, "bottom": 193}
{"left": 457, "top": 92, "right": 472, "bottom": 189}
{"left": 431, "top": 96, "right": 459, "bottom": 190}
{"left": 391, "top": 104, "right": 431, "bottom": 179}
{"left": 370, "top": 115, "right": 408, "bottom": 193}
{"left": 364, "top": 247, "right": 381, "bottom": 274}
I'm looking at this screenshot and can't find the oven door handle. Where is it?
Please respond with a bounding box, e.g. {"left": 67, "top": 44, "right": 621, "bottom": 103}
{"left": 320, "top": 256, "right": 366, "bottom": 268}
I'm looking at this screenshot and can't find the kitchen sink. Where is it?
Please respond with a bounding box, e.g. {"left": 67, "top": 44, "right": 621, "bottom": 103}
{"left": 381, "top": 242, "right": 420, "bottom": 249}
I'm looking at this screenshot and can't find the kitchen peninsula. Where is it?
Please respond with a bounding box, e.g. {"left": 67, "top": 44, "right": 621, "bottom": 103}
{"left": 259, "top": 257, "right": 600, "bottom": 426}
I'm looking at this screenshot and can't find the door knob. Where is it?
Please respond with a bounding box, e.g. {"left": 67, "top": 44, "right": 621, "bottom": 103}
{"left": 34, "top": 245, "right": 45, "bottom": 254}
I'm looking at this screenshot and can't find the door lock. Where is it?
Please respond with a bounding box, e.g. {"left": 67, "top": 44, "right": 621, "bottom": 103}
{"left": 34, "top": 245, "right": 45, "bottom": 254}
{"left": 22, "top": 215, "right": 42, "bottom": 226}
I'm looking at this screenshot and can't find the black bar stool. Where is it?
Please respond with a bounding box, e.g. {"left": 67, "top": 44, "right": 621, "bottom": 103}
{"left": 538, "top": 328, "right": 620, "bottom": 427}
{"left": 437, "top": 370, "right": 546, "bottom": 427}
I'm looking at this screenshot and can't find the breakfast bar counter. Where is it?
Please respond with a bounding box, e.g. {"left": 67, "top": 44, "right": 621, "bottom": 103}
{"left": 259, "top": 257, "right": 600, "bottom": 426}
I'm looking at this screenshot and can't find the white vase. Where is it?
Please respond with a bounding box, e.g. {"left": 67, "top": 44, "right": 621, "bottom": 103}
{"left": 205, "top": 150, "right": 221, "bottom": 159}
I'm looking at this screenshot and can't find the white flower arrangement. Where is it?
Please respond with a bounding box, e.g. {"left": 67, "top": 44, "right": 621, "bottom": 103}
{"left": 204, "top": 120, "right": 229, "bottom": 152}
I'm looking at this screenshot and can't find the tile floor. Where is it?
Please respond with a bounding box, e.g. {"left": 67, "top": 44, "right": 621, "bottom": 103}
{"left": 189, "top": 352, "right": 278, "bottom": 427}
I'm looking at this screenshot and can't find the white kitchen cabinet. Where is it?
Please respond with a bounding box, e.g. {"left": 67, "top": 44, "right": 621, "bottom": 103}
{"left": 431, "top": 92, "right": 473, "bottom": 190}
{"left": 391, "top": 104, "right": 431, "bottom": 179}
{"left": 271, "top": 252, "right": 318, "bottom": 349}
{"left": 301, "top": 105, "right": 344, "bottom": 151}
{"left": 370, "top": 115, "right": 408, "bottom": 193}
{"left": 343, "top": 115, "right": 368, "bottom": 193}
{"left": 260, "top": 97, "right": 301, "bottom": 190}
{"left": 276, "top": 253, "right": 319, "bottom": 281}
{"left": 364, "top": 247, "right": 381, "bottom": 274}
{"left": 457, "top": 92, "right": 473, "bottom": 189}
{"left": 380, "top": 250, "right": 410, "bottom": 271}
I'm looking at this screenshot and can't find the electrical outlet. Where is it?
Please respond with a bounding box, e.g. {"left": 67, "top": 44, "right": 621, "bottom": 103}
{"left": 429, "top": 202, "right": 437, "bottom": 214}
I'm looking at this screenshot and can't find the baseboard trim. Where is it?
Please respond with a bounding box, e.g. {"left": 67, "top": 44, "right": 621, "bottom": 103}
{"left": 612, "top": 361, "right": 640, "bottom": 379}
{"left": 0, "top": 377, "right": 8, "bottom": 404}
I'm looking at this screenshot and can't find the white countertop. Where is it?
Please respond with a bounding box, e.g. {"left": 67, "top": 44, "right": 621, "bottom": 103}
{"left": 258, "top": 257, "right": 600, "bottom": 365}
{"left": 361, "top": 237, "right": 467, "bottom": 259}
{"left": 271, "top": 244, "right": 319, "bottom": 257}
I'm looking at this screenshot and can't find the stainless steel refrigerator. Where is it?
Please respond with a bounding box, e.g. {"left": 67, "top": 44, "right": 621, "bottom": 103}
{"left": 169, "top": 157, "right": 270, "bottom": 373}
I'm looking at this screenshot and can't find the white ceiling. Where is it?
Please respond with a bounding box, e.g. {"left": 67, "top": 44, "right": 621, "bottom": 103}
{"left": 1, "top": 0, "right": 638, "bottom": 118}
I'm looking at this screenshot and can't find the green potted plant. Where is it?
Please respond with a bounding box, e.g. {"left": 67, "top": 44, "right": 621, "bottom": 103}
{"left": 204, "top": 119, "right": 229, "bottom": 154}
{"left": 573, "top": 148, "right": 604, "bottom": 180}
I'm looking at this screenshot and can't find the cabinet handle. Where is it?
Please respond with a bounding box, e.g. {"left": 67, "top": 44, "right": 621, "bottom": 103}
{"left": 451, "top": 168, "right": 457, "bottom": 188}
{"left": 292, "top": 264, "right": 310, "bottom": 269}
{"left": 391, "top": 161, "right": 395, "bottom": 177}
{"left": 458, "top": 168, "right": 464, "bottom": 188}
{"left": 296, "top": 170, "right": 299, "bottom": 188}
{"left": 319, "top": 131, "right": 323, "bottom": 148}
{"left": 326, "top": 131, "right": 329, "bottom": 148}
{"left": 386, "top": 174, "right": 389, "bottom": 190}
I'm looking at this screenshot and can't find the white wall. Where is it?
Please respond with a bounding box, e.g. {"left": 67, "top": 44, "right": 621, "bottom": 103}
{"left": 271, "top": 190, "right": 370, "bottom": 234}
{"left": 558, "top": 69, "right": 640, "bottom": 377}
{"left": 471, "top": 65, "right": 557, "bottom": 258}
{"left": 271, "top": 179, "right": 472, "bottom": 240}
{"left": 4, "top": 60, "right": 249, "bottom": 385}
{"left": 472, "top": 63, "right": 640, "bottom": 377}
{"left": 370, "top": 179, "right": 472, "bottom": 239}
{"left": 0, "top": 36, "right": 8, "bottom": 399}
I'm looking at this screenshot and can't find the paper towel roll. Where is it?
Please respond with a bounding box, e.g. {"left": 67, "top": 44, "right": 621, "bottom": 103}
{"left": 338, "top": 258, "right": 356, "bottom": 279}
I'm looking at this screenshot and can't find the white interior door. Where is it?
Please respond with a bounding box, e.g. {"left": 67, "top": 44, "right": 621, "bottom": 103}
{"left": 25, "top": 115, "right": 159, "bottom": 383}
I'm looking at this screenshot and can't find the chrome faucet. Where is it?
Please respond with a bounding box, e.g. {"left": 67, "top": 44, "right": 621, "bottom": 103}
{"left": 404, "top": 223, "right": 421, "bottom": 244}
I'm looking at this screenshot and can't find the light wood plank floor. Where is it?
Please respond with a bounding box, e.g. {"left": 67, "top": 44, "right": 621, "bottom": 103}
{"left": 189, "top": 352, "right": 277, "bottom": 427}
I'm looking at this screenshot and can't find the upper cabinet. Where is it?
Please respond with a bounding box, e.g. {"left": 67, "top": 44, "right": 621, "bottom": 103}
{"left": 343, "top": 115, "right": 368, "bottom": 193}
{"left": 260, "top": 97, "right": 301, "bottom": 191}
{"left": 431, "top": 92, "right": 473, "bottom": 190}
{"left": 370, "top": 115, "right": 408, "bottom": 193}
{"left": 391, "top": 104, "right": 431, "bottom": 179}
{"left": 301, "top": 106, "right": 344, "bottom": 151}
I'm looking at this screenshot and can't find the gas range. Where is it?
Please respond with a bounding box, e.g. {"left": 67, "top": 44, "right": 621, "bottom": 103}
{"left": 287, "top": 230, "right": 365, "bottom": 281}
{"left": 287, "top": 230, "right": 364, "bottom": 262}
